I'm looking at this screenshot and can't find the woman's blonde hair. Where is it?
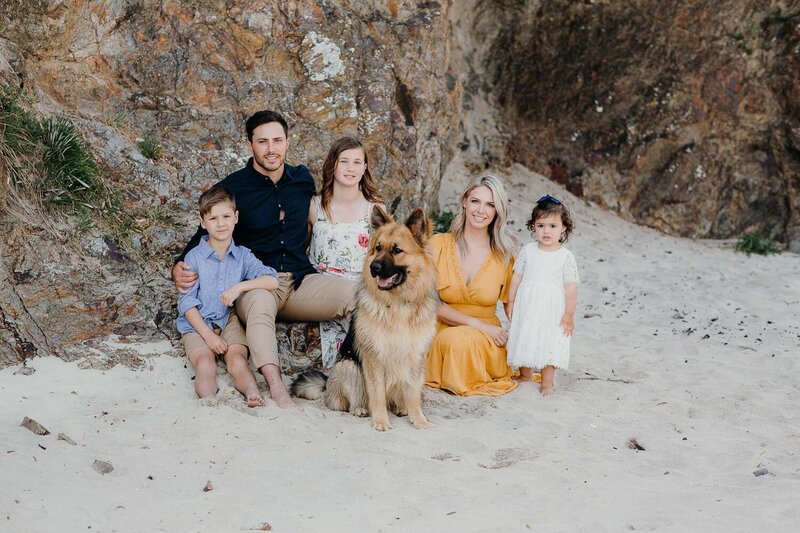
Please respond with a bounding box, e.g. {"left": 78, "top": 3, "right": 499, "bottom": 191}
{"left": 450, "top": 174, "right": 518, "bottom": 261}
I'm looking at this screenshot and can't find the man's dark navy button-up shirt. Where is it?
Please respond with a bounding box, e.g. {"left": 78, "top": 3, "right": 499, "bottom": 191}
{"left": 178, "top": 159, "right": 317, "bottom": 287}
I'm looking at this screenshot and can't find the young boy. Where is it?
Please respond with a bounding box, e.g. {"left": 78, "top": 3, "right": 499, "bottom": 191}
{"left": 176, "top": 185, "right": 279, "bottom": 406}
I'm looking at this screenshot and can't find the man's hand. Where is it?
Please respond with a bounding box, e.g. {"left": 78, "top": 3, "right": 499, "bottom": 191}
{"left": 172, "top": 261, "right": 198, "bottom": 294}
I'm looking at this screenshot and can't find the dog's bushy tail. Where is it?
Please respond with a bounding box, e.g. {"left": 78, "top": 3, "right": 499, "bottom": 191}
{"left": 290, "top": 370, "right": 328, "bottom": 400}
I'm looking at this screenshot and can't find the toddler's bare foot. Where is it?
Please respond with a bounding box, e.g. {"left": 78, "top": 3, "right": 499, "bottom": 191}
{"left": 200, "top": 397, "right": 218, "bottom": 407}
{"left": 513, "top": 367, "right": 535, "bottom": 382}
{"left": 540, "top": 383, "right": 554, "bottom": 396}
{"left": 246, "top": 392, "right": 266, "bottom": 407}
{"left": 421, "top": 390, "right": 429, "bottom": 402}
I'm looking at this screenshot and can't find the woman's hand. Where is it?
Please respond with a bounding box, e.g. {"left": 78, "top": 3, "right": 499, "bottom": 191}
{"left": 479, "top": 323, "right": 508, "bottom": 347}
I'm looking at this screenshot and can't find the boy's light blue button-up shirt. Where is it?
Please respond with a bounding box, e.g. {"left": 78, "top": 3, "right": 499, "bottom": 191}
{"left": 176, "top": 236, "right": 278, "bottom": 335}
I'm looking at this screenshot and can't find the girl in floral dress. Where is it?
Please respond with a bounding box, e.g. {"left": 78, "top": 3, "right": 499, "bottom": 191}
{"left": 308, "top": 137, "right": 384, "bottom": 370}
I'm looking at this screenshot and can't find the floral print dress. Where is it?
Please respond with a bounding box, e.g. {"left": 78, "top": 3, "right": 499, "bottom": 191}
{"left": 308, "top": 196, "right": 372, "bottom": 369}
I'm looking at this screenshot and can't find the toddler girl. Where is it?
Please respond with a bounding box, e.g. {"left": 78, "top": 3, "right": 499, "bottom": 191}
{"left": 505, "top": 194, "right": 579, "bottom": 395}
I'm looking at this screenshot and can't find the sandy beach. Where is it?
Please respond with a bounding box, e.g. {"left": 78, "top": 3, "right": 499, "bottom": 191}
{"left": 2, "top": 164, "right": 799, "bottom": 532}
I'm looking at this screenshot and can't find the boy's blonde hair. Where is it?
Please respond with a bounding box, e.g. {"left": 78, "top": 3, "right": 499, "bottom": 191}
{"left": 199, "top": 185, "right": 236, "bottom": 218}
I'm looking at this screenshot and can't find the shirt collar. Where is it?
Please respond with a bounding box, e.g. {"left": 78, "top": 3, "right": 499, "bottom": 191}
{"left": 199, "top": 235, "right": 240, "bottom": 260}
{"left": 246, "top": 157, "right": 294, "bottom": 184}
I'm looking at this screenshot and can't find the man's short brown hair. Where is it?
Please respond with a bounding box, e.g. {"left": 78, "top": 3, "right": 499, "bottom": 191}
{"left": 198, "top": 185, "right": 236, "bottom": 218}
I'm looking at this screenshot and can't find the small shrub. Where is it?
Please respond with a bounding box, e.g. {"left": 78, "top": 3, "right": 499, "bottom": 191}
{"left": 735, "top": 231, "right": 781, "bottom": 256}
{"left": 765, "top": 9, "right": 800, "bottom": 26}
{"left": 138, "top": 131, "right": 163, "bottom": 160}
{"left": 434, "top": 209, "right": 455, "bottom": 234}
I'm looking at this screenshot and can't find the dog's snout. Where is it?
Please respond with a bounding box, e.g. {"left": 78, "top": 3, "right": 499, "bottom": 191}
{"left": 370, "top": 260, "right": 383, "bottom": 277}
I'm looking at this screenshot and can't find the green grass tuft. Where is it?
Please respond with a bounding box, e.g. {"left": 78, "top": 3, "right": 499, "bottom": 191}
{"left": 735, "top": 231, "right": 781, "bottom": 256}
{"left": 138, "top": 131, "right": 163, "bottom": 160}
{"left": 39, "top": 117, "right": 103, "bottom": 208}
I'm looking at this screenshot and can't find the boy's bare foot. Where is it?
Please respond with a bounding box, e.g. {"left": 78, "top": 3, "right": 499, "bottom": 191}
{"left": 200, "top": 397, "right": 219, "bottom": 407}
{"left": 246, "top": 392, "right": 266, "bottom": 407}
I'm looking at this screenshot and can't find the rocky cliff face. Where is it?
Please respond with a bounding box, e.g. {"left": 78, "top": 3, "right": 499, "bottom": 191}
{"left": 0, "top": 0, "right": 459, "bottom": 367}
{"left": 479, "top": 0, "right": 800, "bottom": 249}
{"left": 1, "top": 0, "right": 798, "bottom": 367}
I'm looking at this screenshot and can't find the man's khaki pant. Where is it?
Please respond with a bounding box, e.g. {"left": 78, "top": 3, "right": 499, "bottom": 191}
{"left": 235, "top": 272, "right": 355, "bottom": 370}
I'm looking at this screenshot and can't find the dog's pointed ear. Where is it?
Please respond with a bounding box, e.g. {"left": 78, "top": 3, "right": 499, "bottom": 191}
{"left": 370, "top": 205, "right": 392, "bottom": 232}
{"left": 405, "top": 208, "right": 431, "bottom": 245}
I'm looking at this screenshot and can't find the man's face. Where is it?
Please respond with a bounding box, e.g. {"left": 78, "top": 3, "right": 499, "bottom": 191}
{"left": 249, "top": 122, "right": 288, "bottom": 175}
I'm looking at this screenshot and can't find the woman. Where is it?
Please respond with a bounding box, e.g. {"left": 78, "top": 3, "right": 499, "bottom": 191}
{"left": 425, "top": 175, "right": 519, "bottom": 396}
{"left": 308, "top": 136, "right": 384, "bottom": 370}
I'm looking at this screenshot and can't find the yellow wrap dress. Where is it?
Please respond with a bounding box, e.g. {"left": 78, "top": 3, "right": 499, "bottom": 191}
{"left": 424, "top": 233, "right": 518, "bottom": 396}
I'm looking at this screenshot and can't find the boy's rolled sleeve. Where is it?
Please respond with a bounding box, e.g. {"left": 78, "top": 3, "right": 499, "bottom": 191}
{"left": 178, "top": 292, "right": 203, "bottom": 315}
{"left": 177, "top": 253, "right": 203, "bottom": 314}
{"left": 242, "top": 249, "right": 278, "bottom": 281}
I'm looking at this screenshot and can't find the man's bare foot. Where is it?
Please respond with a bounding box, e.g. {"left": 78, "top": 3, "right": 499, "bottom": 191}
{"left": 270, "top": 388, "right": 295, "bottom": 409}
{"left": 246, "top": 392, "right": 266, "bottom": 407}
{"left": 260, "top": 364, "right": 295, "bottom": 409}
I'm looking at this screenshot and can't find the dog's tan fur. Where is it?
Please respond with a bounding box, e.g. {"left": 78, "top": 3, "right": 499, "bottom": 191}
{"left": 291, "top": 207, "right": 438, "bottom": 430}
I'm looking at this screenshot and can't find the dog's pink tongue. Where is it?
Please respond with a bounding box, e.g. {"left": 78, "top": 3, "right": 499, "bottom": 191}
{"left": 376, "top": 274, "right": 398, "bottom": 288}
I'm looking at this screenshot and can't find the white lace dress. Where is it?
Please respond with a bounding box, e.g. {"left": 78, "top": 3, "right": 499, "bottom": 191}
{"left": 506, "top": 243, "right": 579, "bottom": 369}
{"left": 308, "top": 196, "right": 372, "bottom": 369}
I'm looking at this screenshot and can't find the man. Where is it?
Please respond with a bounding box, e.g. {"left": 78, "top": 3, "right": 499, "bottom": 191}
{"left": 173, "top": 110, "right": 354, "bottom": 408}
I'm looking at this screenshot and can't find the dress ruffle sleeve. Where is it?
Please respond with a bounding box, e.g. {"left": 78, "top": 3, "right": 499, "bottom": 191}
{"left": 432, "top": 233, "right": 451, "bottom": 291}
{"left": 563, "top": 249, "right": 580, "bottom": 285}
{"left": 499, "top": 255, "right": 515, "bottom": 303}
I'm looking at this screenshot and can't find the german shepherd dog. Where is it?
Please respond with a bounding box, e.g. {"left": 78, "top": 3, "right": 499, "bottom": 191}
{"left": 291, "top": 207, "right": 438, "bottom": 431}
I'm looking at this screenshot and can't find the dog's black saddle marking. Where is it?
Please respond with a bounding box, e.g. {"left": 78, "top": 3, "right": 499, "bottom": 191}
{"left": 337, "top": 311, "right": 362, "bottom": 368}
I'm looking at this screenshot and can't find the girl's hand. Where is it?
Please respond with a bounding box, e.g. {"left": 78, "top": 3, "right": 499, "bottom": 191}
{"left": 479, "top": 323, "right": 508, "bottom": 346}
{"left": 560, "top": 313, "right": 575, "bottom": 337}
{"left": 203, "top": 332, "right": 228, "bottom": 355}
{"left": 220, "top": 284, "right": 244, "bottom": 307}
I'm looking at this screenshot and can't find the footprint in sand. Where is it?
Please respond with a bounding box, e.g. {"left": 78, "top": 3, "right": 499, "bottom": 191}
{"left": 478, "top": 447, "right": 538, "bottom": 469}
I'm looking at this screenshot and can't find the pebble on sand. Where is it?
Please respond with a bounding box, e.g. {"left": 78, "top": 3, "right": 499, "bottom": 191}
{"left": 92, "top": 460, "right": 114, "bottom": 475}
{"left": 58, "top": 433, "right": 77, "bottom": 445}
{"left": 753, "top": 468, "right": 769, "bottom": 477}
{"left": 21, "top": 417, "right": 49, "bottom": 436}
{"left": 203, "top": 480, "right": 214, "bottom": 492}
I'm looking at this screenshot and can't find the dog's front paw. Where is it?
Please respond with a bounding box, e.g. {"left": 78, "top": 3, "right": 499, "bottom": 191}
{"left": 410, "top": 415, "right": 432, "bottom": 429}
{"left": 352, "top": 407, "right": 368, "bottom": 417}
{"left": 371, "top": 417, "right": 392, "bottom": 431}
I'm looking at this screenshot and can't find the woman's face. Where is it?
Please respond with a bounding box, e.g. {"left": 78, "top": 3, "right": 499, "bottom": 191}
{"left": 462, "top": 185, "right": 497, "bottom": 232}
{"left": 333, "top": 147, "right": 366, "bottom": 189}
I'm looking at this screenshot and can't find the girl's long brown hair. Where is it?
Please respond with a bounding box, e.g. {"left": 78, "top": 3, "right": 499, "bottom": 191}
{"left": 319, "top": 137, "right": 383, "bottom": 219}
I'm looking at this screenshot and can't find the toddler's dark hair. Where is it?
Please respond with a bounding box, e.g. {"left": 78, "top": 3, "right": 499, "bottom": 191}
{"left": 525, "top": 195, "right": 574, "bottom": 243}
{"left": 199, "top": 185, "right": 236, "bottom": 218}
